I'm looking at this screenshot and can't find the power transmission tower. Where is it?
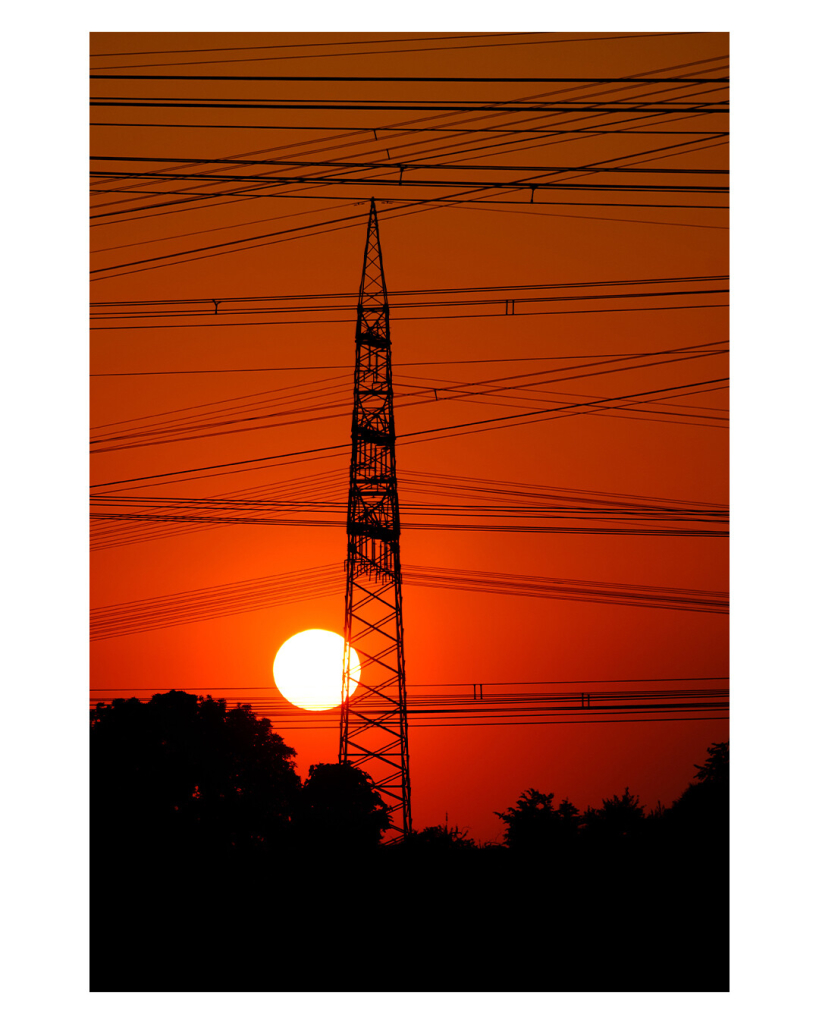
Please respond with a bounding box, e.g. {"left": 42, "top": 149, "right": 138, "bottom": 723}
{"left": 339, "top": 199, "right": 411, "bottom": 842}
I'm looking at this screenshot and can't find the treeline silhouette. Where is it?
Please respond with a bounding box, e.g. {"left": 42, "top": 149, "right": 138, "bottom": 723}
{"left": 91, "top": 690, "right": 728, "bottom": 993}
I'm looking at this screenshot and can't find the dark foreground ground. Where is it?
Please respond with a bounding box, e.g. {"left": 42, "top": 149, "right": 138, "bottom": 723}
{"left": 91, "top": 838, "right": 728, "bottom": 992}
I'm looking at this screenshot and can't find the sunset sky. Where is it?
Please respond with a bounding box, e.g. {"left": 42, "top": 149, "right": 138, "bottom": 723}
{"left": 1, "top": 0, "right": 817, "bottom": 1017}
{"left": 88, "top": 29, "right": 730, "bottom": 843}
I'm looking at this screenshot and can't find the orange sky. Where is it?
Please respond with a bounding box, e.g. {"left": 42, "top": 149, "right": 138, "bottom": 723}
{"left": 90, "top": 31, "right": 728, "bottom": 842}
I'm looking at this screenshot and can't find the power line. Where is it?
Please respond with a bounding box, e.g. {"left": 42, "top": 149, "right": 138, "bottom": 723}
{"left": 90, "top": 32, "right": 698, "bottom": 71}
{"left": 90, "top": 344, "right": 728, "bottom": 452}
{"left": 90, "top": 190, "right": 728, "bottom": 216}
{"left": 89, "top": 467, "right": 727, "bottom": 552}
{"left": 89, "top": 174, "right": 727, "bottom": 194}
{"left": 90, "top": 57, "right": 727, "bottom": 231}
{"left": 88, "top": 78, "right": 728, "bottom": 232}
{"left": 254, "top": 717, "right": 729, "bottom": 730}
{"left": 91, "top": 120, "right": 727, "bottom": 227}
{"left": 89, "top": 466, "right": 729, "bottom": 547}
{"left": 90, "top": 274, "right": 727, "bottom": 308}
{"left": 90, "top": 510, "right": 728, "bottom": 539}
{"left": 91, "top": 100, "right": 730, "bottom": 115}
{"left": 400, "top": 377, "right": 729, "bottom": 452}
{"left": 89, "top": 34, "right": 542, "bottom": 59}
{"left": 89, "top": 289, "right": 728, "bottom": 329}
{"left": 89, "top": 77, "right": 728, "bottom": 266}
{"left": 90, "top": 125, "right": 729, "bottom": 273}
{"left": 89, "top": 560, "right": 728, "bottom": 641}
{"left": 90, "top": 196, "right": 725, "bottom": 273}
{"left": 90, "top": 154, "right": 728, "bottom": 175}
{"left": 88, "top": 301, "right": 728, "bottom": 332}
{"left": 88, "top": 345, "right": 728, "bottom": 377}
{"left": 90, "top": 345, "right": 728, "bottom": 447}
{"left": 89, "top": 376, "right": 728, "bottom": 491}
{"left": 90, "top": 497, "right": 728, "bottom": 523}
{"left": 90, "top": 675, "right": 729, "bottom": 690}
{"left": 91, "top": 74, "right": 729, "bottom": 84}
{"left": 93, "top": 122, "right": 729, "bottom": 137}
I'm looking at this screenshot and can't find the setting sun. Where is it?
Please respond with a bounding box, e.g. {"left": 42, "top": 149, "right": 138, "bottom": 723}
{"left": 273, "top": 629, "right": 360, "bottom": 711}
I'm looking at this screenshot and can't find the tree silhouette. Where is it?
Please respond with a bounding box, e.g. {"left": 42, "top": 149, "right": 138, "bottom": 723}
{"left": 694, "top": 741, "right": 729, "bottom": 785}
{"left": 90, "top": 708, "right": 729, "bottom": 992}
{"left": 495, "top": 789, "right": 580, "bottom": 852}
{"left": 666, "top": 741, "right": 729, "bottom": 841}
{"left": 298, "top": 761, "right": 390, "bottom": 852}
{"left": 582, "top": 787, "right": 645, "bottom": 842}
{"left": 91, "top": 690, "right": 300, "bottom": 858}
{"left": 411, "top": 823, "right": 476, "bottom": 851}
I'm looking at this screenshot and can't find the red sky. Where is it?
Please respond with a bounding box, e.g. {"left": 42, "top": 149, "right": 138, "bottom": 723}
{"left": 89, "top": 31, "right": 729, "bottom": 842}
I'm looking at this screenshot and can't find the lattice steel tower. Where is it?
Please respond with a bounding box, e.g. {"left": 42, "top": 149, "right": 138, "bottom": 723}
{"left": 339, "top": 199, "right": 411, "bottom": 842}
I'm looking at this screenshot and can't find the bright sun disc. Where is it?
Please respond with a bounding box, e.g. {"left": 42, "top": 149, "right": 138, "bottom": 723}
{"left": 273, "top": 629, "right": 360, "bottom": 711}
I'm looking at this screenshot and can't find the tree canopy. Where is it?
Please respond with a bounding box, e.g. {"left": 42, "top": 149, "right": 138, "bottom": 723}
{"left": 411, "top": 823, "right": 476, "bottom": 851}
{"left": 495, "top": 789, "right": 580, "bottom": 851}
{"left": 92, "top": 694, "right": 728, "bottom": 862}
{"left": 91, "top": 690, "right": 301, "bottom": 856}
{"left": 582, "top": 786, "right": 646, "bottom": 842}
{"left": 90, "top": 700, "right": 728, "bottom": 993}
{"left": 666, "top": 741, "right": 729, "bottom": 839}
{"left": 494, "top": 743, "right": 729, "bottom": 854}
{"left": 298, "top": 761, "right": 390, "bottom": 851}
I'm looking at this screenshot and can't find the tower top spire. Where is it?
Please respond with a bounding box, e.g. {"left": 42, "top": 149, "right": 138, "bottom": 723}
{"left": 358, "top": 198, "right": 388, "bottom": 313}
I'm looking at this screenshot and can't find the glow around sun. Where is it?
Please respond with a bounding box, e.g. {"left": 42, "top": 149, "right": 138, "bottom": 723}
{"left": 273, "top": 629, "right": 361, "bottom": 711}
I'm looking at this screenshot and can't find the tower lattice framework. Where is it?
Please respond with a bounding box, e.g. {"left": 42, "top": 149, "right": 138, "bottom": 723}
{"left": 339, "top": 200, "right": 411, "bottom": 842}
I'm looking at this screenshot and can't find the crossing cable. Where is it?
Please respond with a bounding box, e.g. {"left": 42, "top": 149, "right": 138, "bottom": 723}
{"left": 90, "top": 345, "right": 728, "bottom": 452}
{"left": 91, "top": 75, "right": 729, "bottom": 84}
{"left": 88, "top": 356, "right": 726, "bottom": 377}
{"left": 91, "top": 154, "right": 728, "bottom": 176}
{"left": 89, "top": 562, "right": 728, "bottom": 641}
{"left": 89, "top": 98, "right": 728, "bottom": 275}
{"left": 89, "top": 376, "right": 727, "bottom": 452}
{"left": 249, "top": 85, "right": 728, "bottom": 238}
{"left": 89, "top": 173, "right": 728, "bottom": 276}
{"left": 90, "top": 273, "right": 728, "bottom": 310}
{"left": 88, "top": 680, "right": 729, "bottom": 727}
{"left": 90, "top": 513, "right": 728, "bottom": 539}
{"left": 89, "top": 302, "right": 729, "bottom": 332}
{"left": 90, "top": 496, "right": 728, "bottom": 523}
{"left": 90, "top": 76, "right": 727, "bottom": 203}
{"left": 90, "top": 59, "right": 726, "bottom": 238}
{"left": 91, "top": 468, "right": 350, "bottom": 550}
{"left": 89, "top": 289, "right": 728, "bottom": 330}
{"left": 90, "top": 284, "right": 728, "bottom": 316}
{"left": 89, "top": 376, "right": 730, "bottom": 492}
{"left": 89, "top": 55, "right": 727, "bottom": 227}
{"left": 90, "top": 100, "right": 729, "bottom": 114}
{"left": 90, "top": 33, "right": 545, "bottom": 61}
{"left": 89, "top": 698, "right": 728, "bottom": 729}
{"left": 90, "top": 70, "right": 727, "bottom": 194}
{"left": 93, "top": 123, "right": 728, "bottom": 136}
{"left": 90, "top": 467, "right": 727, "bottom": 552}
{"left": 89, "top": 147, "right": 726, "bottom": 223}
{"left": 89, "top": 172, "right": 726, "bottom": 195}
{"left": 90, "top": 169, "right": 727, "bottom": 279}
{"left": 91, "top": 675, "right": 729, "bottom": 689}
{"left": 90, "top": 33, "right": 698, "bottom": 71}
